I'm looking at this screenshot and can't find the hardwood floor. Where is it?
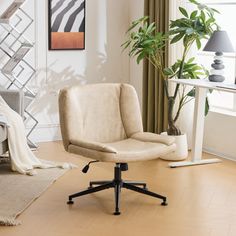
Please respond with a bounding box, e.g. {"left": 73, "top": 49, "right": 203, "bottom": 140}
{"left": 1, "top": 141, "right": 236, "bottom": 236}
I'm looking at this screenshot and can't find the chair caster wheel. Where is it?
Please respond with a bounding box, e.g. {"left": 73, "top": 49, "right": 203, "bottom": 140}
{"left": 161, "top": 201, "right": 168, "bottom": 206}
{"left": 67, "top": 200, "right": 74, "bottom": 204}
{"left": 114, "top": 212, "right": 121, "bottom": 215}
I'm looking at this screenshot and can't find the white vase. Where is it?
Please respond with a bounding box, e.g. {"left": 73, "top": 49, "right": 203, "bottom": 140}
{"left": 160, "top": 132, "right": 188, "bottom": 161}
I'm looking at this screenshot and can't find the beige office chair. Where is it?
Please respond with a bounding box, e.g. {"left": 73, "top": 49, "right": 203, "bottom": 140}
{"left": 59, "top": 83, "right": 175, "bottom": 215}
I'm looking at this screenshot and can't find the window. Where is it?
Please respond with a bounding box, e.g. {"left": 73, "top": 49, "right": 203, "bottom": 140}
{"left": 196, "top": 1, "right": 236, "bottom": 112}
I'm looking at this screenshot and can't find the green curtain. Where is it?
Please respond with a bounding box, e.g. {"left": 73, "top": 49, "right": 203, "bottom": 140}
{"left": 143, "top": 0, "right": 169, "bottom": 134}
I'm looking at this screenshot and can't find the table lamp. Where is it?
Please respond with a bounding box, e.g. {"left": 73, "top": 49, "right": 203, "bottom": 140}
{"left": 203, "top": 30, "right": 234, "bottom": 82}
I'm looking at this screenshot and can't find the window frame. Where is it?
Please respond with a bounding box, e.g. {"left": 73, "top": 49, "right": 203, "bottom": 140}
{"left": 198, "top": 1, "right": 236, "bottom": 112}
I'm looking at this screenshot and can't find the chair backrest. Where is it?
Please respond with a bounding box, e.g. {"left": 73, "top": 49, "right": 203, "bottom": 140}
{"left": 59, "top": 83, "right": 143, "bottom": 151}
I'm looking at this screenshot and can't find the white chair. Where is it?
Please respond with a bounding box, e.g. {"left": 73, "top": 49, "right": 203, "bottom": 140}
{"left": 59, "top": 83, "right": 175, "bottom": 215}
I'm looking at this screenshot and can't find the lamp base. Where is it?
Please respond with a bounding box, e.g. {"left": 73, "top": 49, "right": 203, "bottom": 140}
{"left": 208, "top": 52, "right": 225, "bottom": 82}
{"left": 209, "top": 74, "right": 225, "bottom": 82}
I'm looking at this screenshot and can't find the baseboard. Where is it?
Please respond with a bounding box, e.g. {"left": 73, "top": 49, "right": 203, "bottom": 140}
{"left": 203, "top": 147, "right": 236, "bottom": 162}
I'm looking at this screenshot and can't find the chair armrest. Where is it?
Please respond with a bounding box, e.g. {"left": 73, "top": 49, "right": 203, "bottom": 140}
{"left": 0, "top": 90, "right": 24, "bottom": 116}
{"left": 131, "top": 132, "right": 175, "bottom": 146}
{"left": 70, "top": 139, "right": 117, "bottom": 153}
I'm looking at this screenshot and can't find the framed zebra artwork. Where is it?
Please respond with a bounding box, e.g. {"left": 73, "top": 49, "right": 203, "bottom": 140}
{"left": 48, "top": 0, "right": 85, "bottom": 50}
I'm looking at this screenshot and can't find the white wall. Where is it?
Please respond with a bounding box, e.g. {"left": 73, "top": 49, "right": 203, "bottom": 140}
{"left": 203, "top": 112, "right": 236, "bottom": 161}
{"left": 7, "top": 0, "right": 131, "bottom": 143}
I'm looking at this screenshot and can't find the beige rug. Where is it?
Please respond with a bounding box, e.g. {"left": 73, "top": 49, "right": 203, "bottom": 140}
{"left": 0, "top": 162, "right": 68, "bottom": 226}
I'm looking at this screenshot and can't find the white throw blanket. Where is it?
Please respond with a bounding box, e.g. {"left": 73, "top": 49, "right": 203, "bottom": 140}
{"left": 0, "top": 96, "right": 74, "bottom": 175}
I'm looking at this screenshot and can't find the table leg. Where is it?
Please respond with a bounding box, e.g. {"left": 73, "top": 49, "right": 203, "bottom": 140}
{"left": 169, "top": 87, "right": 221, "bottom": 168}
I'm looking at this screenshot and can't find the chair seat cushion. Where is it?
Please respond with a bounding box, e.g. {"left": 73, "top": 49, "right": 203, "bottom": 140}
{"left": 70, "top": 139, "right": 117, "bottom": 153}
{"left": 68, "top": 138, "right": 176, "bottom": 163}
{"left": 131, "top": 132, "right": 175, "bottom": 146}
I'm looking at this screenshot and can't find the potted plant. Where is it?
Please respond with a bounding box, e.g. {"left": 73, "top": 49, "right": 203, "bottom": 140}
{"left": 122, "top": 0, "right": 219, "bottom": 160}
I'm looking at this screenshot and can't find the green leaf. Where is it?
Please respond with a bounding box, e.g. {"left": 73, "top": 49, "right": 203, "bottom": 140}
{"left": 187, "top": 57, "right": 195, "bottom": 64}
{"left": 196, "top": 37, "right": 201, "bottom": 49}
{"left": 146, "top": 22, "right": 156, "bottom": 34}
{"left": 186, "top": 28, "right": 194, "bottom": 35}
{"left": 170, "top": 33, "right": 185, "bottom": 44}
{"left": 194, "top": 72, "right": 205, "bottom": 75}
{"left": 137, "top": 52, "right": 146, "bottom": 64}
{"left": 179, "top": 7, "right": 189, "bottom": 18}
{"left": 121, "top": 40, "right": 131, "bottom": 51}
{"left": 187, "top": 88, "right": 195, "bottom": 97}
{"left": 201, "top": 11, "right": 206, "bottom": 21}
{"left": 142, "top": 39, "right": 155, "bottom": 46}
{"left": 190, "top": 10, "right": 198, "bottom": 19}
{"left": 191, "top": 65, "right": 203, "bottom": 71}
{"left": 163, "top": 68, "right": 174, "bottom": 76}
{"left": 206, "top": 18, "right": 215, "bottom": 26}
{"left": 189, "top": 0, "right": 198, "bottom": 5}
{"left": 126, "top": 16, "right": 149, "bottom": 33}
{"left": 183, "top": 35, "right": 190, "bottom": 47}
{"left": 205, "top": 97, "right": 210, "bottom": 116}
{"left": 171, "top": 63, "right": 179, "bottom": 72}
{"left": 212, "top": 8, "right": 220, "bottom": 14}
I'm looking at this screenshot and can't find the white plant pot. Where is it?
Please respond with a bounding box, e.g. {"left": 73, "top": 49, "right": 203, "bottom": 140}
{"left": 160, "top": 132, "right": 188, "bottom": 161}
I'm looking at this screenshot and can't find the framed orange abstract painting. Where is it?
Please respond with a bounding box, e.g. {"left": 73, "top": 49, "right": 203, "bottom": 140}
{"left": 48, "top": 0, "right": 85, "bottom": 50}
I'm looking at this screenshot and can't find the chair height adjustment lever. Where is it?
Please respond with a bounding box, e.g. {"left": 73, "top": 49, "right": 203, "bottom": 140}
{"left": 82, "top": 160, "right": 99, "bottom": 173}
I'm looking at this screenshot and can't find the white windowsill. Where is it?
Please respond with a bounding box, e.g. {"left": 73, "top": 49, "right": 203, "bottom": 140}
{"left": 209, "top": 107, "right": 236, "bottom": 117}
